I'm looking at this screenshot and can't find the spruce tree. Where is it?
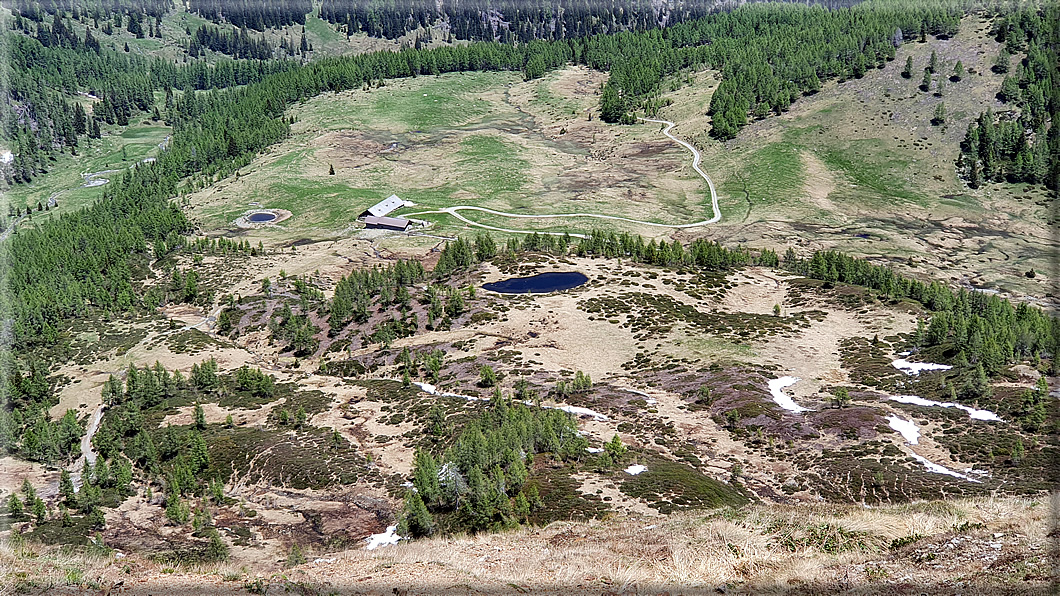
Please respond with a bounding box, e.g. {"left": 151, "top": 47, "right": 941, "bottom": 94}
{"left": 920, "top": 68, "right": 932, "bottom": 92}
{"left": 932, "top": 102, "right": 946, "bottom": 125}
{"left": 399, "top": 492, "right": 434, "bottom": 538}
{"left": 951, "top": 60, "right": 964, "bottom": 81}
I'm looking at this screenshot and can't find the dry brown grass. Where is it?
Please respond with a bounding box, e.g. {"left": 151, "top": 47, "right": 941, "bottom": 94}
{"left": 3, "top": 495, "right": 1051, "bottom": 595}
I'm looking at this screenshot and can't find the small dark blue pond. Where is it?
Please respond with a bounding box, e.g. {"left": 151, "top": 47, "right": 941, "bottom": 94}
{"left": 483, "top": 271, "right": 588, "bottom": 294}
{"left": 248, "top": 212, "right": 276, "bottom": 222}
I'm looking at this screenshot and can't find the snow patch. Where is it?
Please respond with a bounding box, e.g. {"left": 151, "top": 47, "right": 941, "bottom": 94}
{"left": 909, "top": 453, "right": 981, "bottom": 483}
{"left": 412, "top": 381, "right": 437, "bottom": 394}
{"left": 365, "top": 526, "right": 403, "bottom": 550}
{"left": 887, "top": 414, "right": 983, "bottom": 483}
{"left": 412, "top": 381, "right": 486, "bottom": 402}
{"left": 886, "top": 415, "right": 921, "bottom": 444}
{"left": 891, "top": 359, "right": 952, "bottom": 375}
{"left": 624, "top": 464, "right": 647, "bottom": 475}
{"left": 889, "top": 395, "right": 1001, "bottom": 421}
{"left": 412, "top": 382, "right": 606, "bottom": 419}
{"left": 557, "top": 405, "right": 609, "bottom": 421}
{"left": 0, "top": 151, "right": 12, "bottom": 164}
{"left": 768, "top": 377, "right": 810, "bottom": 413}
{"left": 623, "top": 388, "right": 657, "bottom": 405}
{"left": 586, "top": 447, "right": 604, "bottom": 454}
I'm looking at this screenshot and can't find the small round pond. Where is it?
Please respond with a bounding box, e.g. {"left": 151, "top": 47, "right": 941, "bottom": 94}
{"left": 248, "top": 212, "right": 277, "bottom": 223}
{"left": 482, "top": 271, "right": 588, "bottom": 294}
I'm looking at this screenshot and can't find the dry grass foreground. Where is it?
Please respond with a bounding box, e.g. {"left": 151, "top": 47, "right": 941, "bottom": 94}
{"left": 1, "top": 495, "right": 1053, "bottom": 595}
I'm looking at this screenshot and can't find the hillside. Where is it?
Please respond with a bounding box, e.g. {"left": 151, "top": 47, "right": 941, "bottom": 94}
{"left": 2, "top": 496, "right": 1050, "bottom": 594}
{"left": 0, "top": 1, "right": 1056, "bottom": 594}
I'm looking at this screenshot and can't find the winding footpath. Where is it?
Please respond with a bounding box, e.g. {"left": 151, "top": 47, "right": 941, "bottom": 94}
{"left": 404, "top": 118, "right": 720, "bottom": 236}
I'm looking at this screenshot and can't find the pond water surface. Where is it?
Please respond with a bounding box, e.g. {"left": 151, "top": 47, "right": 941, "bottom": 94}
{"left": 248, "top": 212, "right": 277, "bottom": 222}
{"left": 483, "top": 271, "right": 588, "bottom": 294}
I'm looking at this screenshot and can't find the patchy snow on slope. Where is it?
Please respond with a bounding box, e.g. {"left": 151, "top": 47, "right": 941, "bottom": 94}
{"left": 586, "top": 447, "right": 604, "bottom": 454}
{"left": 624, "top": 464, "right": 647, "bottom": 475}
{"left": 365, "top": 526, "right": 403, "bottom": 550}
{"left": 886, "top": 415, "right": 921, "bottom": 444}
{"left": 891, "top": 359, "right": 952, "bottom": 375}
{"left": 0, "top": 151, "right": 13, "bottom": 164}
{"left": 557, "top": 405, "right": 609, "bottom": 421}
{"left": 768, "top": 377, "right": 810, "bottom": 413}
{"left": 415, "top": 379, "right": 610, "bottom": 417}
{"left": 623, "top": 388, "right": 657, "bottom": 405}
{"left": 412, "top": 382, "right": 486, "bottom": 402}
{"left": 909, "top": 453, "right": 981, "bottom": 483}
{"left": 887, "top": 414, "right": 983, "bottom": 482}
{"left": 890, "top": 395, "right": 1001, "bottom": 421}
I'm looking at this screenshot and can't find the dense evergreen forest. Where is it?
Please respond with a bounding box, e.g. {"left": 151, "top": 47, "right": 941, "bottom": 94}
{"left": 189, "top": 0, "right": 311, "bottom": 31}
{"left": 188, "top": 23, "right": 275, "bottom": 60}
{"left": 957, "top": 6, "right": 1060, "bottom": 190}
{"left": 1, "top": 17, "right": 297, "bottom": 186}
{"left": 318, "top": 0, "right": 862, "bottom": 43}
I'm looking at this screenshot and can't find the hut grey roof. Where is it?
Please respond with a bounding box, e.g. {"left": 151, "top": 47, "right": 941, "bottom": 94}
{"left": 364, "top": 215, "right": 411, "bottom": 230}
{"left": 366, "top": 194, "right": 404, "bottom": 217}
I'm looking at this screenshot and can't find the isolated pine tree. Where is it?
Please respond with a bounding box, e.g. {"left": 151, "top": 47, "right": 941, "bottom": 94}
{"left": 932, "top": 102, "right": 946, "bottom": 125}
{"left": 901, "top": 55, "right": 913, "bottom": 78}
{"left": 920, "top": 68, "right": 932, "bottom": 91}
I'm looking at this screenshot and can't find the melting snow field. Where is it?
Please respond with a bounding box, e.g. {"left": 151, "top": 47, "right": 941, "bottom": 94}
{"left": 365, "top": 526, "right": 403, "bottom": 550}
{"left": 909, "top": 454, "right": 981, "bottom": 483}
{"left": 768, "top": 377, "right": 811, "bottom": 413}
{"left": 624, "top": 464, "right": 647, "bottom": 475}
{"left": 413, "top": 381, "right": 609, "bottom": 420}
{"left": 886, "top": 415, "right": 921, "bottom": 444}
{"left": 889, "top": 395, "right": 1002, "bottom": 421}
{"left": 891, "top": 359, "right": 952, "bottom": 375}
{"left": 619, "top": 388, "right": 652, "bottom": 405}
{"left": 586, "top": 447, "right": 604, "bottom": 454}
{"left": 412, "top": 382, "right": 485, "bottom": 401}
{"left": 557, "top": 405, "right": 610, "bottom": 421}
{"left": 888, "top": 414, "right": 983, "bottom": 482}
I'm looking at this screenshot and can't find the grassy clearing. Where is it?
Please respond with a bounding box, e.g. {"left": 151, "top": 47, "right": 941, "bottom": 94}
{"left": 720, "top": 141, "right": 804, "bottom": 212}
{"left": 298, "top": 71, "right": 512, "bottom": 133}
{"left": 188, "top": 67, "right": 717, "bottom": 243}
{"left": 4, "top": 120, "right": 170, "bottom": 217}
{"left": 457, "top": 134, "right": 528, "bottom": 196}
{"left": 652, "top": 15, "right": 1055, "bottom": 303}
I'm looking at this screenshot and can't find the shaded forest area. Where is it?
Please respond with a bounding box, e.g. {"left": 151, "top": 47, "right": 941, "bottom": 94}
{"left": 318, "top": 0, "right": 864, "bottom": 43}
{"left": 957, "top": 8, "right": 1059, "bottom": 189}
